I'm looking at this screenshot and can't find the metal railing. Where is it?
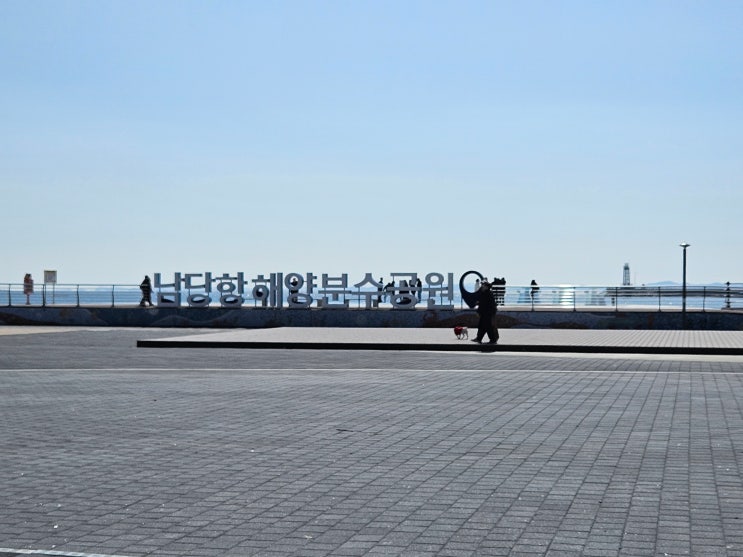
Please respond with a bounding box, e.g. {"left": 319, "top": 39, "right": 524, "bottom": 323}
{"left": 3, "top": 282, "right": 743, "bottom": 311}
{"left": 3, "top": 284, "right": 145, "bottom": 308}
{"left": 517, "top": 285, "right": 743, "bottom": 312}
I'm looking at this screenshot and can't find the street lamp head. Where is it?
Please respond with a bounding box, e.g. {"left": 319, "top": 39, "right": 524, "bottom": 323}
{"left": 679, "top": 242, "right": 690, "bottom": 249}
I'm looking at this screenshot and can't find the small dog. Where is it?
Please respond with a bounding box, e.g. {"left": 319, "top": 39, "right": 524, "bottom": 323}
{"left": 454, "top": 326, "right": 469, "bottom": 340}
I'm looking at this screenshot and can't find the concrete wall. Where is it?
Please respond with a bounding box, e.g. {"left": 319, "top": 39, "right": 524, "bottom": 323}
{"left": 2, "top": 306, "right": 743, "bottom": 330}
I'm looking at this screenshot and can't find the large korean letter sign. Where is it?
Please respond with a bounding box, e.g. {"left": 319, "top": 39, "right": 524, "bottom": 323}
{"left": 153, "top": 272, "right": 456, "bottom": 309}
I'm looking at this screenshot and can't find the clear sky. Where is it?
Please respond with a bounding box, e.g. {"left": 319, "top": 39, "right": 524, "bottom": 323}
{"left": 2, "top": 1, "right": 741, "bottom": 287}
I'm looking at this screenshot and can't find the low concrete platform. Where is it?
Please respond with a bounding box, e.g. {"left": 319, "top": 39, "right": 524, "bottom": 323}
{"left": 137, "top": 327, "right": 743, "bottom": 355}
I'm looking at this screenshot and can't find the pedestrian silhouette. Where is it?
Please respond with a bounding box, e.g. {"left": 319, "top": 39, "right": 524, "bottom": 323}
{"left": 23, "top": 274, "right": 34, "bottom": 305}
{"left": 139, "top": 275, "right": 154, "bottom": 307}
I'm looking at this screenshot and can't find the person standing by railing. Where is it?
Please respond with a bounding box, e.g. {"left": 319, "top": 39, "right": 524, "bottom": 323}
{"left": 23, "top": 273, "right": 34, "bottom": 305}
{"left": 493, "top": 277, "right": 506, "bottom": 305}
{"left": 530, "top": 279, "right": 539, "bottom": 303}
{"left": 139, "top": 275, "right": 154, "bottom": 307}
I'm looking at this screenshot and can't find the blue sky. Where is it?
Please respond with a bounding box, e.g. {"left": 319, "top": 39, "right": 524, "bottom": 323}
{"left": 2, "top": 1, "right": 741, "bottom": 287}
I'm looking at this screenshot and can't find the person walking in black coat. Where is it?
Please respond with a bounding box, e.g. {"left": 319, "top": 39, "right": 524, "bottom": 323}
{"left": 472, "top": 281, "right": 498, "bottom": 344}
{"left": 139, "top": 275, "right": 154, "bottom": 307}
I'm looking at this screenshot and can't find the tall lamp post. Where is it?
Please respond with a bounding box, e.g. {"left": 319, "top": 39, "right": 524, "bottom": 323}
{"left": 680, "top": 242, "right": 690, "bottom": 328}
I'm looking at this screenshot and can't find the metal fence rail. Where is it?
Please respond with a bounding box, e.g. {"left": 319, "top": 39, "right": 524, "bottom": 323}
{"left": 4, "top": 284, "right": 144, "bottom": 308}
{"left": 3, "top": 283, "right": 743, "bottom": 311}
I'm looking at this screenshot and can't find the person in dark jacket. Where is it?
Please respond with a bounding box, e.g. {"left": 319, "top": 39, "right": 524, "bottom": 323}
{"left": 139, "top": 275, "right": 154, "bottom": 307}
{"left": 472, "top": 281, "right": 498, "bottom": 344}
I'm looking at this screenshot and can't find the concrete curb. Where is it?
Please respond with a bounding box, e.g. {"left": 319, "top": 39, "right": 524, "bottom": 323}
{"left": 135, "top": 339, "right": 743, "bottom": 355}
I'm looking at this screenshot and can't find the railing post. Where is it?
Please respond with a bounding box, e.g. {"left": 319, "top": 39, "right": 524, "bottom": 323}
{"left": 658, "top": 287, "right": 661, "bottom": 312}
{"left": 111, "top": 285, "right": 115, "bottom": 308}
{"left": 76, "top": 285, "right": 80, "bottom": 307}
{"left": 42, "top": 283, "right": 46, "bottom": 307}
{"left": 573, "top": 286, "right": 576, "bottom": 311}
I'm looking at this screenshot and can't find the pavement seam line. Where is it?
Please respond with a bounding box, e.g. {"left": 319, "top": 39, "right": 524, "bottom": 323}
{"left": 0, "top": 548, "right": 133, "bottom": 557}
{"left": 2, "top": 367, "right": 743, "bottom": 374}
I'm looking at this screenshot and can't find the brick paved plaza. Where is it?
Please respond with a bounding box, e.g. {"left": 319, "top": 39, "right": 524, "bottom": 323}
{"left": 1, "top": 327, "right": 742, "bottom": 556}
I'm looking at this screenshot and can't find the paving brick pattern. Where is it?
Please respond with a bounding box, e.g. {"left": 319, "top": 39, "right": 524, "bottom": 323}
{"left": 0, "top": 328, "right": 742, "bottom": 556}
